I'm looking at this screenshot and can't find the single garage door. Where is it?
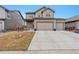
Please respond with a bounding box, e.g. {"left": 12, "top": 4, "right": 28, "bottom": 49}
{"left": 36, "top": 23, "right": 53, "bottom": 30}
{"left": 56, "top": 23, "right": 64, "bottom": 30}
{"left": 0, "top": 22, "right": 3, "bottom": 31}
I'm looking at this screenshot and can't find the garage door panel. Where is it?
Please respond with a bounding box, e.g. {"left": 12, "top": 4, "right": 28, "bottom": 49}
{"left": 0, "top": 22, "right": 3, "bottom": 31}
{"left": 56, "top": 23, "right": 64, "bottom": 30}
{"left": 36, "top": 23, "right": 53, "bottom": 30}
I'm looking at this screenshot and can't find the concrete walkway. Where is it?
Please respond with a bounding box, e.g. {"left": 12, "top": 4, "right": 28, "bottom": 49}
{"left": 27, "top": 31, "right": 79, "bottom": 53}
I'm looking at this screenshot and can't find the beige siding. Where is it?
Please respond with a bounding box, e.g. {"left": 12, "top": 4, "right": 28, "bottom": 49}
{"left": 0, "top": 7, "right": 7, "bottom": 19}
{"left": 35, "top": 8, "right": 45, "bottom": 17}
{"left": 26, "top": 14, "right": 34, "bottom": 19}
{"left": 42, "top": 10, "right": 54, "bottom": 18}
{"left": 66, "top": 22, "right": 76, "bottom": 27}
{"left": 5, "top": 11, "right": 24, "bottom": 30}
{"left": 76, "top": 21, "right": 79, "bottom": 29}
{"left": 35, "top": 9, "right": 54, "bottom": 18}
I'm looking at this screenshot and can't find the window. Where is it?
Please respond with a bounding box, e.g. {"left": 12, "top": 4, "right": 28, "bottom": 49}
{"left": 46, "top": 14, "right": 50, "bottom": 16}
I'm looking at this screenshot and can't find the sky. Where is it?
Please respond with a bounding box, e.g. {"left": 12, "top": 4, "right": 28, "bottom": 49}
{"left": 3, "top": 5, "right": 79, "bottom": 19}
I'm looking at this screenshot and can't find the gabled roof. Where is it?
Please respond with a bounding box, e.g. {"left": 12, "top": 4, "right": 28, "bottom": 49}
{"left": 0, "top": 5, "right": 9, "bottom": 12}
{"left": 66, "top": 15, "right": 79, "bottom": 22}
{"left": 9, "top": 10, "right": 24, "bottom": 20}
{"left": 0, "top": 6, "right": 24, "bottom": 21}
{"left": 35, "top": 7, "right": 55, "bottom": 13}
{"left": 26, "top": 6, "right": 55, "bottom": 14}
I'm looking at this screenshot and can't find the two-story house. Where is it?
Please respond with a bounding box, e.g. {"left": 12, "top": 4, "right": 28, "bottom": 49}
{"left": 5, "top": 10, "right": 25, "bottom": 30}
{"left": 0, "top": 6, "right": 24, "bottom": 31}
{"left": 25, "top": 7, "right": 65, "bottom": 31}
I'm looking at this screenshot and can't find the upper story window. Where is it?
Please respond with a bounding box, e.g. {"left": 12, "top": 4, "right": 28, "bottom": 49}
{"left": 45, "top": 14, "right": 50, "bottom": 16}
{"left": 43, "top": 13, "right": 51, "bottom": 17}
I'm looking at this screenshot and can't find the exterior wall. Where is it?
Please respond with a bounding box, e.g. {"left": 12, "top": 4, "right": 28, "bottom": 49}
{"left": 65, "top": 22, "right": 76, "bottom": 27}
{"left": 0, "top": 7, "right": 7, "bottom": 19}
{"left": 76, "top": 21, "right": 79, "bottom": 29}
{"left": 5, "top": 11, "right": 24, "bottom": 30}
{"left": 35, "top": 8, "right": 46, "bottom": 17}
{"left": 26, "top": 22, "right": 34, "bottom": 30}
{"left": 26, "top": 14, "right": 34, "bottom": 19}
{"left": 34, "top": 19, "right": 64, "bottom": 30}
{"left": 42, "top": 10, "right": 54, "bottom": 18}
{"left": 0, "top": 20, "right": 4, "bottom": 31}
{"left": 65, "top": 21, "right": 76, "bottom": 31}
{"left": 35, "top": 9, "right": 54, "bottom": 18}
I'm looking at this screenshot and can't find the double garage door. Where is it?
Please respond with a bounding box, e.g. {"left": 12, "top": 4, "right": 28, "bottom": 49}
{"left": 36, "top": 22, "right": 64, "bottom": 30}
{"left": 36, "top": 22, "right": 54, "bottom": 30}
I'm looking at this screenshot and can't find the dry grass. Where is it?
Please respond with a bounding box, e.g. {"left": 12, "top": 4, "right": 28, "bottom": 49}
{"left": 0, "top": 31, "right": 35, "bottom": 51}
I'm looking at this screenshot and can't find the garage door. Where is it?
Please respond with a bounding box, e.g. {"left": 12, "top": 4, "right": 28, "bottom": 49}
{"left": 36, "top": 23, "right": 53, "bottom": 30}
{"left": 56, "top": 23, "right": 64, "bottom": 30}
{"left": 0, "top": 22, "right": 3, "bottom": 31}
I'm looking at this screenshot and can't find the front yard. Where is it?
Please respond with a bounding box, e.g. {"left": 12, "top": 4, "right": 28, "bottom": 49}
{"left": 0, "top": 31, "right": 35, "bottom": 51}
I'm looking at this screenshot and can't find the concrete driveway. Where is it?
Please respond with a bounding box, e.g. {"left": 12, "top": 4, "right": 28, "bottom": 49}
{"left": 28, "top": 31, "right": 79, "bottom": 53}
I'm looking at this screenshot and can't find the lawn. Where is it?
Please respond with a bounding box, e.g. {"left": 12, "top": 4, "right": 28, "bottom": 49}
{"left": 0, "top": 31, "right": 35, "bottom": 51}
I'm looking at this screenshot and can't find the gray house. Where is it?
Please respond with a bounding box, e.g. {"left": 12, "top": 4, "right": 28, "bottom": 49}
{"left": 5, "top": 10, "right": 25, "bottom": 30}
{"left": 0, "top": 6, "right": 24, "bottom": 31}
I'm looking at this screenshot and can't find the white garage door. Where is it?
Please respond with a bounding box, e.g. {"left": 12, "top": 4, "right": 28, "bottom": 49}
{"left": 56, "top": 23, "right": 64, "bottom": 30}
{"left": 0, "top": 22, "right": 3, "bottom": 31}
{"left": 36, "top": 23, "right": 53, "bottom": 30}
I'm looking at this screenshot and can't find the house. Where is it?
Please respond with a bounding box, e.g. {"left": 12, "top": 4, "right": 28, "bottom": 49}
{"left": 65, "top": 15, "right": 79, "bottom": 32}
{"left": 25, "top": 7, "right": 65, "bottom": 31}
{"left": 5, "top": 10, "right": 25, "bottom": 30}
{"left": 0, "top": 6, "right": 24, "bottom": 31}
{"left": 0, "top": 6, "right": 8, "bottom": 31}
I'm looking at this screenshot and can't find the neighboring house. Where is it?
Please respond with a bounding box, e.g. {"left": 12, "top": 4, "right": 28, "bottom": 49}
{"left": 0, "top": 6, "right": 24, "bottom": 31}
{"left": 25, "top": 7, "right": 65, "bottom": 31}
{"left": 65, "top": 15, "right": 79, "bottom": 32}
{"left": 5, "top": 10, "right": 25, "bottom": 30}
{"left": 0, "top": 6, "right": 8, "bottom": 31}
